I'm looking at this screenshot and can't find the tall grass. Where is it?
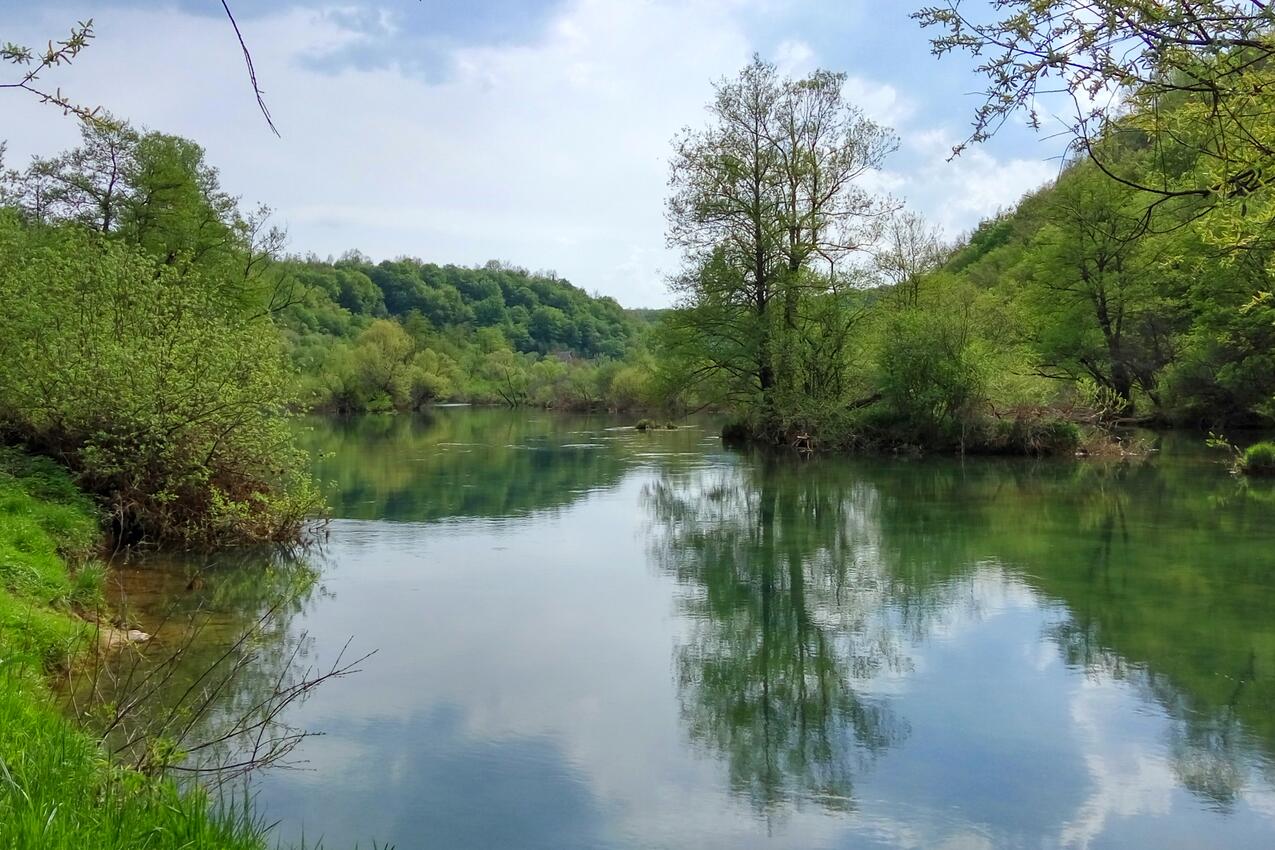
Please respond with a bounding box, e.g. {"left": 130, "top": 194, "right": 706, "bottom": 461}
{"left": 0, "top": 447, "right": 275, "bottom": 850}
{"left": 0, "top": 660, "right": 270, "bottom": 850}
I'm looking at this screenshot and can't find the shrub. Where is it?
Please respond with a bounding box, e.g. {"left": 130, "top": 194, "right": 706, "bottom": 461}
{"left": 1240, "top": 441, "right": 1275, "bottom": 476}
{"left": 0, "top": 218, "right": 320, "bottom": 547}
{"left": 970, "top": 415, "right": 1080, "bottom": 456}
{"left": 874, "top": 308, "right": 988, "bottom": 445}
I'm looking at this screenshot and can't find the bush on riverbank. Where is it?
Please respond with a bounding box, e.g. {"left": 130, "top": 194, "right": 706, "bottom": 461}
{"left": 1239, "top": 441, "right": 1275, "bottom": 476}
{"left": 0, "top": 214, "right": 321, "bottom": 547}
{"left": 0, "top": 448, "right": 273, "bottom": 850}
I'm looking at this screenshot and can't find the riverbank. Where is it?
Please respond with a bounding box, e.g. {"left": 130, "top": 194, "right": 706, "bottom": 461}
{"left": 0, "top": 448, "right": 271, "bottom": 850}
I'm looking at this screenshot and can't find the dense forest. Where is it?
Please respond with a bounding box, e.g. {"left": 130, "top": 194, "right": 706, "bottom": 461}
{"left": 276, "top": 255, "right": 658, "bottom": 412}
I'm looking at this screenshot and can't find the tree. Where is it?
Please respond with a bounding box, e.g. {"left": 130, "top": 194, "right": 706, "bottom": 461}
{"left": 352, "top": 320, "right": 416, "bottom": 407}
{"left": 481, "top": 350, "right": 530, "bottom": 406}
{"left": 5, "top": 123, "right": 297, "bottom": 314}
{"left": 666, "top": 56, "right": 896, "bottom": 426}
{"left": 0, "top": 215, "right": 319, "bottom": 545}
{"left": 914, "top": 1, "right": 1275, "bottom": 255}
{"left": 15, "top": 118, "right": 137, "bottom": 233}
{"left": 875, "top": 211, "right": 947, "bottom": 308}
{"left": 1022, "top": 164, "right": 1176, "bottom": 412}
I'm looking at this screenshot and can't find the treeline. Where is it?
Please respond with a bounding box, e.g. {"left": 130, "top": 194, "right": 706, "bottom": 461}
{"left": 277, "top": 257, "right": 660, "bottom": 413}
{"left": 658, "top": 55, "right": 1275, "bottom": 455}
{"left": 0, "top": 117, "right": 670, "bottom": 545}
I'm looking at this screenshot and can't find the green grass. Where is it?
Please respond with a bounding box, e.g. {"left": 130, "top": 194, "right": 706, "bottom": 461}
{"left": 0, "top": 447, "right": 100, "bottom": 666}
{"left": 0, "top": 446, "right": 272, "bottom": 850}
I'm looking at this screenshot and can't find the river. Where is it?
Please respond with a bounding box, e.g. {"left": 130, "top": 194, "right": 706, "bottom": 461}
{"left": 102, "top": 408, "right": 1275, "bottom": 849}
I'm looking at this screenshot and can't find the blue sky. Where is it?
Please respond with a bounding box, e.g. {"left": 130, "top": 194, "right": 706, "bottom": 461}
{"left": 0, "top": 1, "right": 1066, "bottom": 306}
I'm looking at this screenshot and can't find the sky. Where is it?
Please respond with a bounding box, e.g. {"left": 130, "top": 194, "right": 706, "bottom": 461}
{"left": 0, "top": 0, "right": 1070, "bottom": 307}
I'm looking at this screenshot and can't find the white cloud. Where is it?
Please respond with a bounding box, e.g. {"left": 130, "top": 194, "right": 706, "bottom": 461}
{"left": 774, "top": 38, "right": 815, "bottom": 75}
{"left": 887, "top": 129, "right": 1059, "bottom": 240}
{"left": 1, "top": 1, "right": 1056, "bottom": 306}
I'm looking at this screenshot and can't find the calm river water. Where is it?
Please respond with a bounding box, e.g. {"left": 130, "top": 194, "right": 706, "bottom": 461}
{"left": 108, "top": 409, "right": 1275, "bottom": 849}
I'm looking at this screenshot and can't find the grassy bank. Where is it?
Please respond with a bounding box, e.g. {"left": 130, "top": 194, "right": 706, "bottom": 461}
{"left": 0, "top": 448, "right": 269, "bottom": 850}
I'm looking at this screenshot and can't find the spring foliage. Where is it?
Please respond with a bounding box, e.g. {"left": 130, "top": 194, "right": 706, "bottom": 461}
{"left": 0, "top": 122, "right": 320, "bottom": 546}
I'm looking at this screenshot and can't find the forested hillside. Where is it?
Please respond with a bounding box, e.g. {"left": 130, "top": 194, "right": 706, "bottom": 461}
{"left": 936, "top": 157, "right": 1275, "bottom": 428}
{"left": 276, "top": 256, "right": 656, "bottom": 412}
{"left": 657, "top": 52, "right": 1275, "bottom": 454}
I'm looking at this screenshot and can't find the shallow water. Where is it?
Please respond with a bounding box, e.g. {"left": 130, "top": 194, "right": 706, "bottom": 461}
{"left": 108, "top": 409, "right": 1275, "bottom": 849}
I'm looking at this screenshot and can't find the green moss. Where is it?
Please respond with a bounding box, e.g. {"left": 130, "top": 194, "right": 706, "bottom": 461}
{"left": 1240, "top": 441, "right": 1275, "bottom": 476}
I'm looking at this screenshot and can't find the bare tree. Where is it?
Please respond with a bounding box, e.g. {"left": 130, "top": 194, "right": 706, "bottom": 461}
{"left": 913, "top": 1, "right": 1275, "bottom": 204}
{"left": 874, "top": 211, "right": 947, "bottom": 308}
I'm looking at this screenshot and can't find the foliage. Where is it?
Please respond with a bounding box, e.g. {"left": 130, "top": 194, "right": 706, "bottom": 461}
{"left": 1017, "top": 162, "right": 1177, "bottom": 411}
{"left": 278, "top": 255, "right": 658, "bottom": 412}
{"left": 1239, "top": 441, "right": 1275, "bottom": 476}
{"left": 935, "top": 148, "right": 1275, "bottom": 428}
{"left": 912, "top": 2, "right": 1275, "bottom": 185}
{"left": 915, "top": 1, "right": 1275, "bottom": 280}
{"left": 664, "top": 57, "right": 896, "bottom": 423}
{"left": 0, "top": 123, "right": 321, "bottom": 547}
{"left": 873, "top": 306, "right": 988, "bottom": 443}
{"left": 655, "top": 56, "right": 1140, "bottom": 454}
{"left": 0, "top": 448, "right": 275, "bottom": 849}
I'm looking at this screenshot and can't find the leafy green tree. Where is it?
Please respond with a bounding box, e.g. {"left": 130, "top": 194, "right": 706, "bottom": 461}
{"left": 915, "top": 1, "right": 1275, "bottom": 296}
{"left": 481, "top": 350, "right": 530, "bottom": 407}
{"left": 529, "top": 305, "right": 571, "bottom": 349}
{"left": 473, "top": 294, "right": 507, "bottom": 326}
{"left": 665, "top": 56, "right": 895, "bottom": 429}
{"left": 351, "top": 320, "right": 416, "bottom": 408}
{"left": 1019, "top": 164, "right": 1176, "bottom": 412}
{"left": 407, "top": 349, "right": 459, "bottom": 409}
{"left": 874, "top": 306, "right": 988, "bottom": 444}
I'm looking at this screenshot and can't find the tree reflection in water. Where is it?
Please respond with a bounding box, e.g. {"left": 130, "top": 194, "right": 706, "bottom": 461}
{"left": 644, "top": 459, "right": 910, "bottom": 813}
{"left": 646, "top": 447, "right": 1275, "bottom": 818}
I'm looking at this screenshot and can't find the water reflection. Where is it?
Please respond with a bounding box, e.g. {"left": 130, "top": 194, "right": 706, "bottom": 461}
{"left": 94, "top": 413, "right": 1275, "bottom": 848}
{"left": 298, "top": 409, "right": 715, "bottom": 524}
{"left": 647, "top": 449, "right": 1275, "bottom": 827}
{"left": 645, "top": 461, "right": 909, "bottom": 813}
{"left": 77, "top": 547, "right": 326, "bottom": 779}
